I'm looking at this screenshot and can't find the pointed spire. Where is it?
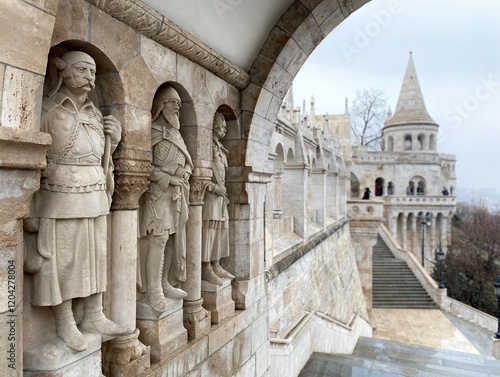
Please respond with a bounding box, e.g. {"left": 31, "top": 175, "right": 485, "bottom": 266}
{"left": 386, "top": 106, "right": 392, "bottom": 121}
{"left": 344, "top": 97, "right": 349, "bottom": 115}
{"left": 385, "top": 53, "right": 437, "bottom": 127}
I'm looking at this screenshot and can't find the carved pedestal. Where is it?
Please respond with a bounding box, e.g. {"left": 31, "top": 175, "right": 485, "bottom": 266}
{"left": 103, "top": 329, "right": 150, "bottom": 376}
{"left": 136, "top": 294, "right": 187, "bottom": 363}
{"left": 183, "top": 298, "right": 211, "bottom": 340}
{"left": 24, "top": 333, "right": 103, "bottom": 376}
{"left": 201, "top": 279, "right": 235, "bottom": 324}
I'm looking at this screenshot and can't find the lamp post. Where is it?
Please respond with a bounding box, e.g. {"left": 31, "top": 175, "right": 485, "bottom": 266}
{"left": 420, "top": 216, "right": 431, "bottom": 267}
{"left": 436, "top": 244, "right": 445, "bottom": 289}
{"left": 493, "top": 276, "right": 500, "bottom": 339}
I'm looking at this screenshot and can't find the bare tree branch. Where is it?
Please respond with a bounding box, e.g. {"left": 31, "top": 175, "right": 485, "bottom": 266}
{"left": 350, "top": 88, "right": 388, "bottom": 151}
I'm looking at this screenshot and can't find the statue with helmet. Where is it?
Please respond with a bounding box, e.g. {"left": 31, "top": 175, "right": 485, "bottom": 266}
{"left": 24, "top": 51, "right": 130, "bottom": 352}
{"left": 138, "top": 85, "right": 193, "bottom": 312}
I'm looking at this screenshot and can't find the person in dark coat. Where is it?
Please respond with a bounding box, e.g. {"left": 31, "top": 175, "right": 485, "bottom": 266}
{"left": 362, "top": 187, "right": 371, "bottom": 200}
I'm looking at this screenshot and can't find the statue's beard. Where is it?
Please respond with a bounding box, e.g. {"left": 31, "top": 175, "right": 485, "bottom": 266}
{"left": 165, "top": 110, "right": 180, "bottom": 129}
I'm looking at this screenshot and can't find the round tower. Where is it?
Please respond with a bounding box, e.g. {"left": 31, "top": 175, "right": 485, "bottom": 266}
{"left": 383, "top": 52, "right": 439, "bottom": 152}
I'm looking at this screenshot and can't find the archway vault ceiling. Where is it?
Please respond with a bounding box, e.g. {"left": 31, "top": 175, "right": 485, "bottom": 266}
{"left": 143, "top": 0, "right": 296, "bottom": 70}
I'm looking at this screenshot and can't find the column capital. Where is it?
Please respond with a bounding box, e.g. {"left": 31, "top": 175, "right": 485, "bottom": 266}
{"left": 189, "top": 178, "right": 211, "bottom": 205}
{"left": 111, "top": 148, "right": 151, "bottom": 210}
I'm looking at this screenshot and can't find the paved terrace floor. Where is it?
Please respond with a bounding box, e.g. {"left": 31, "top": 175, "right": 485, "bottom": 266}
{"left": 371, "top": 309, "right": 494, "bottom": 357}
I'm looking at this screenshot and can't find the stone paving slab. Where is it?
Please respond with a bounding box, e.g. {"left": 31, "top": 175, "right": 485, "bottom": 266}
{"left": 371, "top": 309, "right": 480, "bottom": 355}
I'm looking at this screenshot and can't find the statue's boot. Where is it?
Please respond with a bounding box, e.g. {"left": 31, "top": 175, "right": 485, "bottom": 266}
{"left": 163, "top": 282, "right": 187, "bottom": 300}
{"left": 80, "top": 293, "right": 131, "bottom": 335}
{"left": 202, "top": 262, "right": 223, "bottom": 285}
{"left": 52, "top": 300, "right": 88, "bottom": 352}
{"left": 161, "top": 246, "right": 187, "bottom": 300}
{"left": 212, "top": 261, "right": 234, "bottom": 280}
{"left": 146, "top": 239, "right": 168, "bottom": 312}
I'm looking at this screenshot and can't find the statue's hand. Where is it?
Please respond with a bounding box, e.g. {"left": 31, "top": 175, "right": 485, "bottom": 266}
{"left": 213, "top": 184, "right": 226, "bottom": 196}
{"left": 170, "top": 175, "right": 184, "bottom": 186}
{"left": 103, "top": 115, "right": 122, "bottom": 145}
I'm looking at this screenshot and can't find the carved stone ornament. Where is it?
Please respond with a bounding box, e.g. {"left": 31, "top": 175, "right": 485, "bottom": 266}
{"left": 86, "top": 0, "right": 250, "bottom": 89}
{"left": 27, "top": 51, "right": 132, "bottom": 353}
{"left": 112, "top": 148, "right": 151, "bottom": 210}
{"left": 138, "top": 86, "right": 192, "bottom": 313}
{"left": 189, "top": 178, "right": 210, "bottom": 205}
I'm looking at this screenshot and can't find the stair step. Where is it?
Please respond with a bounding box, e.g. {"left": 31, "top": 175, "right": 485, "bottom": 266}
{"left": 371, "top": 235, "right": 435, "bottom": 309}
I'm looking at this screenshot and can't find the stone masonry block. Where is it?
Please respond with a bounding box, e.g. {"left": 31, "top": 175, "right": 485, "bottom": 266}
{"left": 141, "top": 35, "right": 177, "bottom": 86}
{"left": 51, "top": 0, "right": 90, "bottom": 47}
{"left": 2, "top": 67, "right": 44, "bottom": 130}
{"left": 1, "top": 0, "right": 53, "bottom": 75}
{"left": 90, "top": 5, "right": 141, "bottom": 71}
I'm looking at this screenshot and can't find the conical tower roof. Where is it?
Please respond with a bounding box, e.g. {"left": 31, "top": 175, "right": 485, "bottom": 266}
{"left": 385, "top": 53, "right": 438, "bottom": 128}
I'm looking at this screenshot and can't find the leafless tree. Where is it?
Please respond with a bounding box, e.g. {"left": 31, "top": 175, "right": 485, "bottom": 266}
{"left": 350, "top": 88, "right": 388, "bottom": 150}
{"left": 436, "top": 203, "right": 500, "bottom": 316}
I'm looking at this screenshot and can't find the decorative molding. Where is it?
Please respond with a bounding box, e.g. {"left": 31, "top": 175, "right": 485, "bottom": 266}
{"left": 189, "top": 178, "right": 210, "bottom": 205}
{"left": 87, "top": 0, "right": 251, "bottom": 90}
{"left": 111, "top": 148, "right": 151, "bottom": 210}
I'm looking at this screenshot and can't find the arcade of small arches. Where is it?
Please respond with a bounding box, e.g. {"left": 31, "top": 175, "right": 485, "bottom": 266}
{"left": 384, "top": 131, "right": 437, "bottom": 152}
{"left": 388, "top": 210, "right": 454, "bottom": 266}
{"left": 351, "top": 175, "right": 443, "bottom": 198}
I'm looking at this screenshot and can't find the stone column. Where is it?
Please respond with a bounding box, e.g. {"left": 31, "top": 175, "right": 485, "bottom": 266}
{"left": 401, "top": 213, "right": 408, "bottom": 250}
{"left": 428, "top": 217, "right": 436, "bottom": 269}
{"left": 410, "top": 215, "right": 417, "bottom": 256}
{"left": 181, "top": 178, "right": 211, "bottom": 339}
{"left": 103, "top": 149, "right": 151, "bottom": 376}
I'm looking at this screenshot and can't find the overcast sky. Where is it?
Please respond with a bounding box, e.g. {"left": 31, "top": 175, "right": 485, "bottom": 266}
{"left": 292, "top": 0, "right": 500, "bottom": 191}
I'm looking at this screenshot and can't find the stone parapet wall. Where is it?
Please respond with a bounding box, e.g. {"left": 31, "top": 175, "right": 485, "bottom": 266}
{"left": 267, "top": 222, "right": 370, "bottom": 375}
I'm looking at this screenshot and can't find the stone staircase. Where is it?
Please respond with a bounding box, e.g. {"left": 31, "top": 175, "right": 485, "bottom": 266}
{"left": 299, "top": 336, "right": 500, "bottom": 376}
{"left": 373, "top": 235, "right": 436, "bottom": 309}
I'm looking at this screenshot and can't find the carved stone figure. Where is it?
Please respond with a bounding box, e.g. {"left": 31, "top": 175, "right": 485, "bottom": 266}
{"left": 139, "top": 86, "right": 193, "bottom": 312}
{"left": 24, "top": 51, "right": 130, "bottom": 352}
{"left": 201, "top": 112, "right": 235, "bottom": 285}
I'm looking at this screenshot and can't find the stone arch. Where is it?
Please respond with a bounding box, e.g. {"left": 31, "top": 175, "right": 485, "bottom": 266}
{"left": 404, "top": 134, "right": 412, "bottom": 150}
{"left": 417, "top": 133, "right": 425, "bottom": 150}
{"left": 155, "top": 82, "right": 199, "bottom": 162}
{"left": 216, "top": 104, "right": 241, "bottom": 169}
{"left": 387, "top": 181, "right": 394, "bottom": 195}
{"left": 241, "top": 0, "right": 368, "bottom": 172}
{"left": 410, "top": 175, "right": 426, "bottom": 196}
{"left": 351, "top": 172, "right": 360, "bottom": 198}
{"left": 286, "top": 147, "right": 295, "bottom": 163}
{"left": 429, "top": 134, "right": 436, "bottom": 151}
{"left": 375, "top": 177, "right": 384, "bottom": 196}
{"left": 274, "top": 143, "right": 285, "bottom": 172}
{"left": 25, "top": 40, "right": 136, "bottom": 353}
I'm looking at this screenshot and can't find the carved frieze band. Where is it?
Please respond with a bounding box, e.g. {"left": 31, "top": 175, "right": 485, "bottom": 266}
{"left": 87, "top": 0, "right": 251, "bottom": 90}
{"left": 112, "top": 147, "right": 151, "bottom": 210}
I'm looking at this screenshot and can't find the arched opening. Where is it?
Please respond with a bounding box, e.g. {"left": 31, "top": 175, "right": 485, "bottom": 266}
{"left": 417, "top": 134, "right": 425, "bottom": 150}
{"left": 417, "top": 180, "right": 426, "bottom": 195}
{"left": 429, "top": 134, "right": 436, "bottom": 151}
{"left": 375, "top": 177, "right": 384, "bottom": 196}
{"left": 351, "top": 172, "right": 360, "bottom": 198}
{"left": 404, "top": 135, "right": 412, "bottom": 150}
{"left": 406, "top": 181, "right": 415, "bottom": 195}
{"left": 387, "top": 181, "right": 394, "bottom": 195}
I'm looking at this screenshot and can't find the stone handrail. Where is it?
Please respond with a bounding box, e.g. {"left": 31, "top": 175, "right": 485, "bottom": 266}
{"left": 379, "top": 224, "right": 498, "bottom": 334}
{"left": 384, "top": 195, "right": 456, "bottom": 206}
{"left": 378, "top": 224, "right": 448, "bottom": 308}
